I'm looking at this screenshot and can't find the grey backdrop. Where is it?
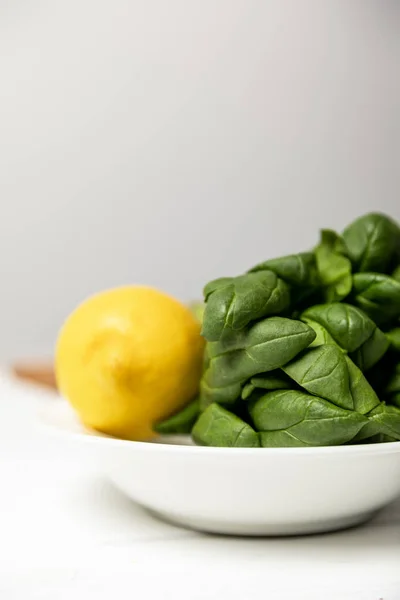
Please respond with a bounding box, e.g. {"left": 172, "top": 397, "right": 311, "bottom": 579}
{"left": 0, "top": 0, "right": 399, "bottom": 359}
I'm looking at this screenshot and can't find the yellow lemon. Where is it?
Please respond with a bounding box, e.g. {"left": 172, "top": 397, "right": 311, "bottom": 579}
{"left": 55, "top": 286, "right": 205, "bottom": 440}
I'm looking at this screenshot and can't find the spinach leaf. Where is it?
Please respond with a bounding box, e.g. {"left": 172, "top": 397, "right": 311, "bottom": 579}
{"left": 283, "top": 345, "right": 353, "bottom": 410}
{"left": 202, "top": 271, "right": 290, "bottom": 342}
{"left": 282, "top": 345, "right": 379, "bottom": 413}
{"left": 352, "top": 273, "right": 400, "bottom": 326}
{"left": 204, "top": 317, "right": 316, "bottom": 388}
{"left": 354, "top": 404, "right": 400, "bottom": 441}
{"left": 241, "top": 371, "right": 293, "bottom": 400}
{"left": 302, "top": 303, "right": 374, "bottom": 351}
{"left": 345, "top": 356, "right": 381, "bottom": 414}
{"left": 385, "top": 362, "right": 400, "bottom": 395}
{"left": 342, "top": 212, "right": 400, "bottom": 273}
{"left": 387, "top": 328, "right": 400, "bottom": 352}
{"left": 203, "top": 278, "right": 234, "bottom": 300}
{"left": 154, "top": 399, "right": 200, "bottom": 434}
{"left": 249, "top": 252, "right": 320, "bottom": 309}
{"left": 249, "top": 390, "right": 367, "bottom": 447}
{"left": 393, "top": 266, "right": 400, "bottom": 282}
{"left": 365, "top": 355, "right": 397, "bottom": 397}
{"left": 192, "top": 403, "right": 260, "bottom": 447}
{"left": 249, "top": 252, "right": 318, "bottom": 287}
{"left": 306, "top": 321, "right": 336, "bottom": 347}
{"left": 199, "top": 379, "right": 242, "bottom": 410}
{"left": 361, "top": 434, "right": 398, "bottom": 443}
{"left": 382, "top": 361, "right": 400, "bottom": 409}
{"left": 301, "top": 303, "right": 389, "bottom": 370}
{"left": 315, "top": 229, "right": 352, "bottom": 302}
{"left": 391, "top": 394, "right": 400, "bottom": 408}
{"left": 350, "top": 327, "right": 390, "bottom": 372}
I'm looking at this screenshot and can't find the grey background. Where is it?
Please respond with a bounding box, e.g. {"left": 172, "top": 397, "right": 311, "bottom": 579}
{"left": 0, "top": 0, "right": 399, "bottom": 359}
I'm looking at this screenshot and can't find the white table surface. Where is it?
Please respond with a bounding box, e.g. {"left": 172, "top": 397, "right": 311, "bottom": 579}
{"left": 0, "top": 371, "right": 399, "bottom": 600}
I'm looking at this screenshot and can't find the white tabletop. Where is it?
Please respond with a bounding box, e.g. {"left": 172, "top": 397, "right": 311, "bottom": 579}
{"left": 0, "top": 371, "right": 399, "bottom": 600}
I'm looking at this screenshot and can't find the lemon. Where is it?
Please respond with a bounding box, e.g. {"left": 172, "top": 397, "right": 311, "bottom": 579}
{"left": 55, "top": 286, "right": 205, "bottom": 440}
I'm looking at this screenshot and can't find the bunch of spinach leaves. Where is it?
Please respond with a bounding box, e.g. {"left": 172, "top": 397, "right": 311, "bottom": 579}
{"left": 157, "top": 212, "right": 400, "bottom": 447}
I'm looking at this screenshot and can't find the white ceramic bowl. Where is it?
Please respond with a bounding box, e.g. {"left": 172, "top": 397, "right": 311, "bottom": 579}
{"left": 40, "top": 401, "right": 400, "bottom": 536}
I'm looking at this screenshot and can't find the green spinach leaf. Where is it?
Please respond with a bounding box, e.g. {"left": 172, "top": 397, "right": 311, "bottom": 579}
{"left": 302, "top": 303, "right": 374, "bottom": 351}
{"left": 283, "top": 345, "right": 352, "bottom": 410}
{"left": 282, "top": 345, "right": 379, "bottom": 413}
{"left": 203, "top": 278, "right": 234, "bottom": 300}
{"left": 301, "top": 303, "right": 389, "bottom": 370}
{"left": 354, "top": 404, "right": 400, "bottom": 441}
{"left": 392, "top": 265, "right": 400, "bottom": 282}
{"left": 342, "top": 212, "right": 400, "bottom": 273}
{"left": 352, "top": 273, "right": 400, "bottom": 326}
{"left": 199, "top": 379, "right": 242, "bottom": 410}
{"left": 381, "top": 361, "right": 400, "bottom": 409}
{"left": 390, "top": 394, "right": 400, "bottom": 408}
{"left": 241, "top": 371, "right": 293, "bottom": 400}
{"left": 249, "top": 390, "right": 367, "bottom": 447}
{"left": 249, "top": 252, "right": 318, "bottom": 287}
{"left": 249, "top": 252, "right": 320, "bottom": 309}
{"left": 385, "top": 362, "right": 400, "bottom": 395}
{"left": 315, "top": 229, "right": 352, "bottom": 302}
{"left": 192, "top": 403, "right": 260, "bottom": 447}
{"left": 155, "top": 399, "right": 200, "bottom": 434}
{"left": 345, "top": 355, "right": 381, "bottom": 414}
{"left": 387, "top": 328, "right": 400, "bottom": 352}
{"left": 202, "top": 271, "right": 290, "bottom": 341}
{"left": 350, "top": 327, "right": 390, "bottom": 372}
{"left": 204, "top": 317, "right": 316, "bottom": 388}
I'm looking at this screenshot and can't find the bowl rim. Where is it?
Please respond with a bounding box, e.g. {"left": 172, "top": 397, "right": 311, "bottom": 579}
{"left": 38, "top": 401, "right": 400, "bottom": 457}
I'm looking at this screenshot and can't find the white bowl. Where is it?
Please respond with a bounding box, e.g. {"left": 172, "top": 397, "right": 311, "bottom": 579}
{"left": 40, "top": 401, "right": 400, "bottom": 536}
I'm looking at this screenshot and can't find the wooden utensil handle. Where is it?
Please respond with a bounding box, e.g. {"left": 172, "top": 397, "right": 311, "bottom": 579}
{"left": 12, "top": 362, "right": 57, "bottom": 390}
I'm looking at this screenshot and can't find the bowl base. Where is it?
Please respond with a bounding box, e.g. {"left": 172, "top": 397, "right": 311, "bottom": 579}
{"left": 149, "top": 508, "right": 378, "bottom": 537}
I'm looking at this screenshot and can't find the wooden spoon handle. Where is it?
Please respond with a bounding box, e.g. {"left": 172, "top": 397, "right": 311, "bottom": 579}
{"left": 12, "top": 362, "right": 57, "bottom": 390}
